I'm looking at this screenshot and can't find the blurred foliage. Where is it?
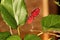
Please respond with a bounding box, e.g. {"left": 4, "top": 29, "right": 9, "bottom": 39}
{"left": 0, "top": 32, "right": 11, "bottom": 40}
{"left": 24, "top": 34, "right": 41, "bottom": 40}
{"left": 6, "top": 35, "right": 21, "bottom": 40}
{"left": 41, "top": 15, "right": 60, "bottom": 31}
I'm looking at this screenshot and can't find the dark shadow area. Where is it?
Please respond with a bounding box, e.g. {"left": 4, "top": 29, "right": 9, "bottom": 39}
{"left": 49, "top": 0, "right": 60, "bottom": 15}
{"left": 57, "top": 6, "right": 60, "bottom": 15}
{"left": 49, "top": 0, "right": 58, "bottom": 14}
{"left": 0, "top": 0, "right": 1, "bottom": 3}
{"left": 55, "top": 33, "right": 60, "bottom": 40}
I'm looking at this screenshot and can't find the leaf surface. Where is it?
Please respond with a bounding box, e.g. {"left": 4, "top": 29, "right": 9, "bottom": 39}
{"left": 0, "top": 0, "right": 28, "bottom": 29}
{"left": 24, "top": 34, "right": 41, "bottom": 40}
{"left": 0, "top": 32, "right": 11, "bottom": 40}
{"left": 41, "top": 15, "right": 60, "bottom": 31}
{"left": 7, "top": 35, "right": 21, "bottom": 40}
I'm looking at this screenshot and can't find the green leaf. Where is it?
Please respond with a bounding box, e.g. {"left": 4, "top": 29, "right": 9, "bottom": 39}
{"left": 41, "top": 15, "right": 60, "bottom": 31}
{"left": 0, "top": 4, "right": 1, "bottom": 12}
{"left": 18, "top": 0, "right": 28, "bottom": 25}
{"left": 24, "top": 34, "right": 41, "bottom": 40}
{"left": 1, "top": 0, "right": 14, "bottom": 17}
{"left": 0, "top": 32, "right": 11, "bottom": 40}
{"left": 13, "top": 0, "right": 28, "bottom": 25}
{"left": 6, "top": 35, "right": 21, "bottom": 40}
{"left": 12, "top": 0, "right": 22, "bottom": 25}
{"left": 49, "top": 23, "right": 60, "bottom": 31}
{"left": 1, "top": 0, "right": 28, "bottom": 26}
{"left": 1, "top": 5, "right": 17, "bottom": 29}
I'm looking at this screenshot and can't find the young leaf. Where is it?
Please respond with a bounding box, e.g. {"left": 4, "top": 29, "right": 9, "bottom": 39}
{"left": 24, "top": 34, "right": 41, "bottom": 40}
{"left": 18, "top": 0, "right": 28, "bottom": 25}
{"left": 0, "top": 32, "right": 11, "bottom": 40}
{"left": 1, "top": 5, "right": 17, "bottom": 29}
{"left": 41, "top": 15, "right": 60, "bottom": 31}
{"left": 6, "top": 35, "right": 21, "bottom": 40}
{"left": 13, "top": 0, "right": 22, "bottom": 25}
{"left": 13, "top": 0, "right": 28, "bottom": 25}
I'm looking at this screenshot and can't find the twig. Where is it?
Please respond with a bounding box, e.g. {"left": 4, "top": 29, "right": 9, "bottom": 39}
{"left": 37, "top": 32, "right": 43, "bottom": 36}
{"left": 9, "top": 26, "right": 13, "bottom": 35}
{"left": 17, "top": 27, "right": 20, "bottom": 36}
{"left": 49, "top": 33, "right": 60, "bottom": 37}
{"left": 54, "top": 1, "right": 60, "bottom": 6}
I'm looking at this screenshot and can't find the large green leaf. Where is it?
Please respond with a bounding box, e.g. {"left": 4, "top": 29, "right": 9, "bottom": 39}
{"left": 24, "top": 34, "right": 41, "bottom": 40}
{"left": 41, "top": 15, "right": 60, "bottom": 31}
{"left": 6, "top": 35, "right": 21, "bottom": 40}
{"left": 1, "top": 0, "right": 28, "bottom": 26}
{"left": 0, "top": 32, "right": 11, "bottom": 40}
{"left": 49, "top": 23, "right": 60, "bottom": 31}
{"left": 0, "top": 5, "right": 17, "bottom": 29}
